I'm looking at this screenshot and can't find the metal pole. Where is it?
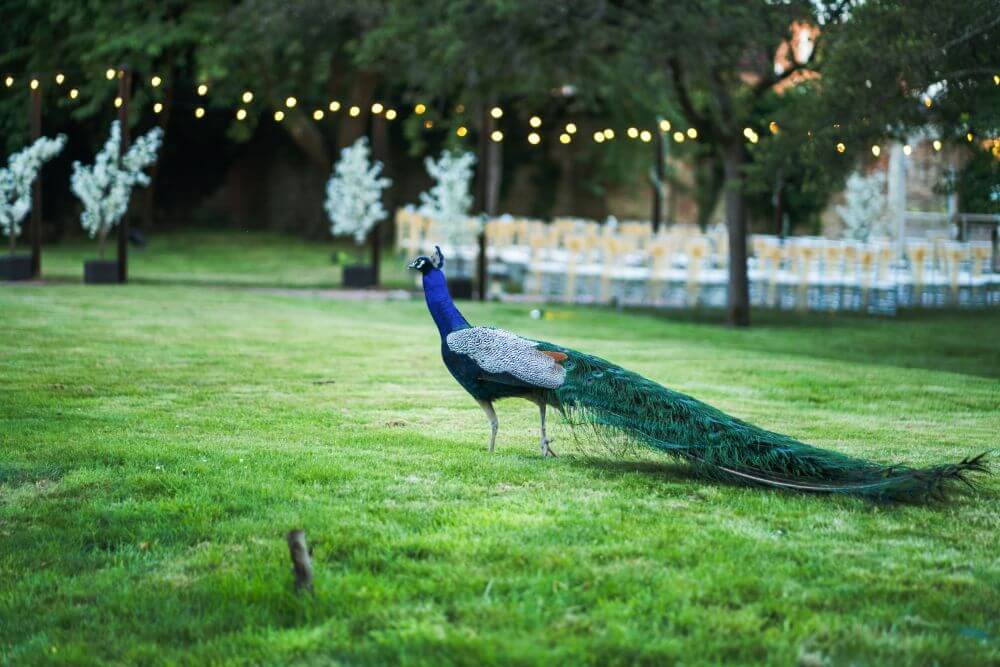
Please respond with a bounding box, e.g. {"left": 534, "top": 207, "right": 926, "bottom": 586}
{"left": 29, "top": 77, "right": 42, "bottom": 277}
{"left": 370, "top": 111, "right": 388, "bottom": 287}
{"left": 116, "top": 66, "right": 132, "bottom": 283}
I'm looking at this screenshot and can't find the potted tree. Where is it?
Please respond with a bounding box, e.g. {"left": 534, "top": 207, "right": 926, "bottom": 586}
{"left": 325, "top": 137, "right": 391, "bottom": 288}
{"left": 0, "top": 135, "right": 67, "bottom": 281}
{"left": 418, "top": 149, "right": 477, "bottom": 299}
{"left": 70, "top": 121, "right": 162, "bottom": 284}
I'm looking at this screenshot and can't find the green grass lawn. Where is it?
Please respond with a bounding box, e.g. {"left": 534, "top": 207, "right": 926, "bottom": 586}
{"left": 36, "top": 230, "right": 414, "bottom": 289}
{"left": 2, "top": 255, "right": 999, "bottom": 664}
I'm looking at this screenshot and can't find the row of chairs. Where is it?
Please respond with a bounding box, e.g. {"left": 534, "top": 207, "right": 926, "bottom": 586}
{"left": 394, "top": 209, "right": 999, "bottom": 313}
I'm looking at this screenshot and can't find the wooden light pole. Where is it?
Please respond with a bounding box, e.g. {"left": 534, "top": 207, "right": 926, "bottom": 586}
{"left": 29, "top": 76, "right": 42, "bottom": 277}
{"left": 370, "top": 108, "right": 388, "bottom": 287}
{"left": 116, "top": 66, "right": 132, "bottom": 283}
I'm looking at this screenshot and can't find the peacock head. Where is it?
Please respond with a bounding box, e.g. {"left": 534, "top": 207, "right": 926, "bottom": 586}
{"left": 407, "top": 246, "right": 444, "bottom": 275}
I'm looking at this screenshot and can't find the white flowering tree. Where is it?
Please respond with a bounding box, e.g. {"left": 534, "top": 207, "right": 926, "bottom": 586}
{"left": 325, "top": 137, "right": 391, "bottom": 245}
{"left": 418, "top": 150, "right": 477, "bottom": 248}
{"left": 1, "top": 135, "right": 67, "bottom": 254}
{"left": 70, "top": 121, "right": 163, "bottom": 258}
{"left": 836, "top": 170, "right": 890, "bottom": 242}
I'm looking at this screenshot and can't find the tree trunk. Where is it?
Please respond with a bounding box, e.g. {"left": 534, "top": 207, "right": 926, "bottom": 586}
{"left": 723, "top": 142, "right": 750, "bottom": 327}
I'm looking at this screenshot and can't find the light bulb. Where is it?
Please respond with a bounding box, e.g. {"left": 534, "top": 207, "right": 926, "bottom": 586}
{"left": 529, "top": 115, "right": 542, "bottom": 128}
{"left": 871, "top": 145, "right": 880, "bottom": 157}
{"left": 686, "top": 128, "right": 697, "bottom": 139}
{"left": 236, "top": 108, "right": 247, "bottom": 120}
{"left": 414, "top": 103, "right": 426, "bottom": 114}
{"left": 627, "top": 127, "right": 639, "bottom": 139}
{"left": 593, "top": 131, "right": 605, "bottom": 143}
{"left": 371, "top": 102, "right": 383, "bottom": 114}
{"left": 385, "top": 109, "right": 397, "bottom": 120}
{"left": 329, "top": 100, "right": 341, "bottom": 112}
{"left": 659, "top": 119, "right": 671, "bottom": 132}
{"left": 114, "top": 96, "right": 123, "bottom": 108}
{"left": 639, "top": 130, "right": 652, "bottom": 143}
{"left": 528, "top": 132, "right": 541, "bottom": 145}
{"left": 565, "top": 122, "right": 577, "bottom": 134}
{"left": 69, "top": 88, "right": 79, "bottom": 99}
{"left": 836, "top": 142, "right": 846, "bottom": 153}
{"left": 456, "top": 126, "right": 468, "bottom": 137}
{"left": 242, "top": 91, "right": 253, "bottom": 104}
{"left": 105, "top": 68, "right": 116, "bottom": 80}
{"left": 285, "top": 96, "right": 297, "bottom": 108}
{"left": 349, "top": 105, "right": 360, "bottom": 117}
{"left": 903, "top": 144, "right": 912, "bottom": 156}
{"left": 151, "top": 75, "right": 162, "bottom": 87}
{"left": 197, "top": 83, "right": 208, "bottom": 96}
{"left": 603, "top": 128, "right": 614, "bottom": 139}
{"left": 153, "top": 102, "right": 163, "bottom": 113}
{"left": 55, "top": 73, "right": 65, "bottom": 85}
{"left": 195, "top": 107, "right": 205, "bottom": 119}
{"left": 491, "top": 130, "right": 503, "bottom": 142}
{"left": 312, "top": 109, "right": 324, "bottom": 121}
{"left": 274, "top": 110, "right": 285, "bottom": 122}
{"left": 29, "top": 79, "right": 39, "bottom": 90}
{"left": 490, "top": 106, "right": 503, "bottom": 119}
{"left": 673, "top": 131, "right": 685, "bottom": 143}
{"left": 559, "top": 133, "right": 571, "bottom": 144}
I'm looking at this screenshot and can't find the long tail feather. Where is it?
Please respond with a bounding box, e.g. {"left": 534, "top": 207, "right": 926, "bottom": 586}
{"left": 539, "top": 345, "right": 990, "bottom": 501}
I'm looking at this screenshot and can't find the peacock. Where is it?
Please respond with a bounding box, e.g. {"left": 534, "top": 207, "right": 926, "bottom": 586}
{"left": 408, "top": 247, "right": 989, "bottom": 501}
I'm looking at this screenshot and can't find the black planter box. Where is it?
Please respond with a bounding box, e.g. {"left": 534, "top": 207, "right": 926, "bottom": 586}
{"left": 0, "top": 254, "right": 33, "bottom": 281}
{"left": 84, "top": 260, "right": 120, "bottom": 284}
{"left": 342, "top": 264, "right": 375, "bottom": 288}
{"left": 449, "top": 277, "right": 475, "bottom": 300}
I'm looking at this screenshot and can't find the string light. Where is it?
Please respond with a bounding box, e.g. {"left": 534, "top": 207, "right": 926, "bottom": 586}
{"left": 385, "top": 109, "right": 397, "bottom": 120}
{"left": 105, "top": 68, "right": 116, "bottom": 80}
{"left": 593, "top": 131, "right": 605, "bottom": 143}
{"left": 114, "top": 96, "right": 123, "bottom": 108}
{"left": 414, "top": 103, "right": 426, "bottom": 114}
{"left": 4, "top": 76, "right": 12, "bottom": 87}
{"left": 903, "top": 144, "right": 912, "bottom": 156}
{"left": 150, "top": 75, "right": 162, "bottom": 87}
{"left": 274, "top": 110, "right": 285, "bottom": 122}
{"left": 490, "top": 106, "right": 503, "bottom": 119}
{"left": 195, "top": 107, "right": 205, "bottom": 119}
{"left": 153, "top": 102, "right": 163, "bottom": 114}
{"left": 966, "top": 132, "right": 974, "bottom": 142}
{"left": 329, "top": 100, "right": 341, "bottom": 112}
{"left": 313, "top": 109, "right": 324, "bottom": 121}
{"left": 528, "top": 132, "right": 541, "bottom": 145}
{"left": 995, "top": 74, "right": 999, "bottom": 85}
{"left": 236, "top": 108, "right": 247, "bottom": 120}
{"left": 423, "top": 119, "right": 434, "bottom": 129}
{"left": 197, "top": 83, "right": 208, "bottom": 96}
{"left": 769, "top": 121, "right": 779, "bottom": 134}
{"left": 371, "top": 102, "right": 384, "bottom": 114}
{"left": 686, "top": 128, "right": 697, "bottom": 139}
{"left": 673, "top": 131, "right": 685, "bottom": 143}
{"left": 55, "top": 73, "right": 65, "bottom": 85}
{"left": 603, "top": 128, "right": 615, "bottom": 140}
{"left": 659, "top": 119, "right": 671, "bottom": 132}
{"left": 529, "top": 115, "right": 542, "bottom": 128}
{"left": 242, "top": 91, "right": 254, "bottom": 104}
{"left": 639, "top": 130, "right": 652, "bottom": 143}
{"left": 490, "top": 130, "right": 503, "bottom": 142}
{"left": 29, "top": 78, "right": 39, "bottom": 90}
{"left": 932, "top": 139, "right": 942, "bottom": 151}
{"left": 923, "top": 96, "right": 932, "bottom": 108}
{"left": 565, "top": 122, "right": 577, "bottom": 134}
{"left": 349, "top": 105, "right": 361, "bottom": 117}
{"left": 743, "top": 127, "right": 754, "bottom": 139}
{"left": 285, "top": 96, "right": 297, "bottom": 108}
{"left": 456, "top": 126, "right": 468, "bottom": 137}
{"left": 627, "top": 127, "right": 639, "bottom": 139}
{"left": 69, "top": 88, "right": 79, "bottom": 99}
{"left": 455, "top": 103, "right": 465, "bottom": 113}
{"left": 871, "top": 145, "right": 880, "bottom": 157}
{"left": 559, "top": 133, "right": 571, "bottom": 144}
{"left": 836, "top": 142, "right": 846, "bottom": 153}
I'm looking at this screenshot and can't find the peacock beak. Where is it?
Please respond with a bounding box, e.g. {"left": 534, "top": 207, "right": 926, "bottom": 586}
{"left": 407, "top": 258, "right": 420, "bottom": 270}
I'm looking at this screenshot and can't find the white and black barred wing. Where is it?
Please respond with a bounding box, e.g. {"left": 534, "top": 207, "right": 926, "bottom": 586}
{"left": 446, "top": 327, "right": 567, "bottom": 389}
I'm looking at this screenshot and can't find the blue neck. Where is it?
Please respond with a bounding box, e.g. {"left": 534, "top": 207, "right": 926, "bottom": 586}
{"left": 421, "top": 269, "right": 470, "bottom": 338}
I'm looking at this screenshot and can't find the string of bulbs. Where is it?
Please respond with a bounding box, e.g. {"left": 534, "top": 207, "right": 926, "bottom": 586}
{"left": 3, "top": 67, "right": 997, "bottom": 155}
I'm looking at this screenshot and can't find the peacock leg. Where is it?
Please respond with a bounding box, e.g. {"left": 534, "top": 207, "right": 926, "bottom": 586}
{"left": 478, "top": 399, "right": 499, "bottom": 453}
{"left": 538, "top": 402, "right": 556, "bottom": 458}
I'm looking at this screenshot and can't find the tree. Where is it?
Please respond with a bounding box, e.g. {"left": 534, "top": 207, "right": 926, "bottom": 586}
{"left": 418, "top": 150, "right": 477, "bottom": 248}
{"left": 0, "top": 135, "right": 66, "bottom": 253}
{"left": 70, "top": 121, "right": 162, "bottom": 257}
{"left": 325, "top": 137, "right": 391, "bottom": 246}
